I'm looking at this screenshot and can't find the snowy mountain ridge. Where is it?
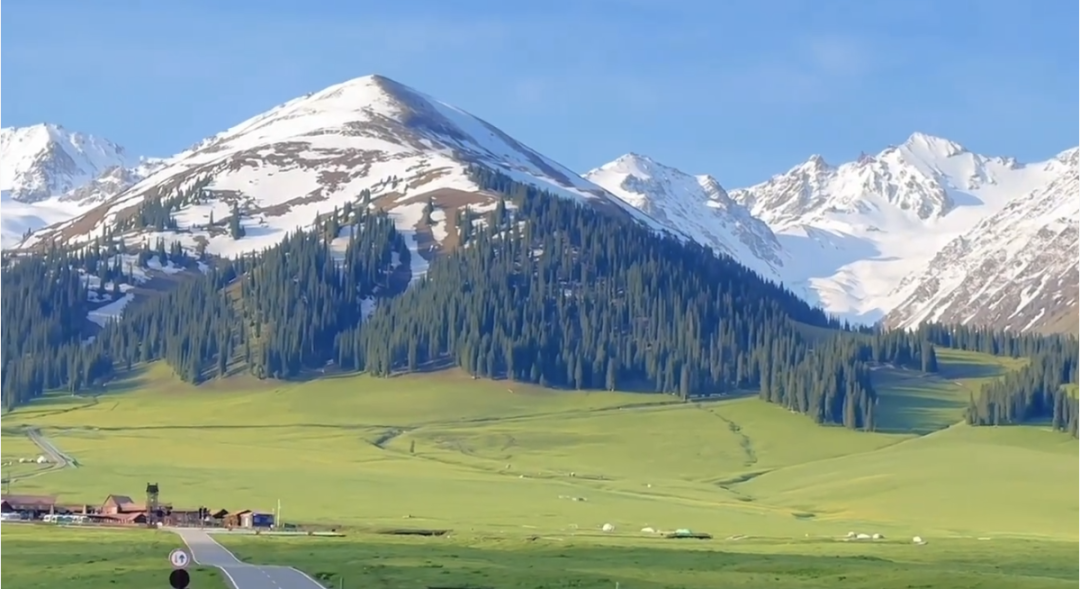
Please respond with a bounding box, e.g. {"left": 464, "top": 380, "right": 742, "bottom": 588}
{"left": 725, "top": 133, "right": 1075, "bottom": 328}
{"left": 584, "top": 153, "right": 788, "bottom": 283}
{"left": 17, "top": 75, "right": 673, "bottom": 269}
{"left": 7, "top": 75, "right": 1075, "bottom": 334}
{"left": 732, "top": 132, "right": 1026, "bottom": 231}
{"left": 883, "top": 147, "right": 1079, "bottom": 333}
{"left": 0, "top": 123, "right": 162, "bottom": 203}
{"left": 0, "top": 123, "right": 166, "bottom": 247}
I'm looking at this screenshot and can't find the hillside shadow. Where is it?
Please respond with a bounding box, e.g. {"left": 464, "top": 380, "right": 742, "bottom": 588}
{"left": 936, "top": 361, "right": 1008, "bottom": 381}
{"left": 948, "top": 189, "right": 986, "bottom": 209}
{"left": 238, "top": 224, "right": 284, "bottom": 241}
{"left": 94, "top": 366, "right": 153, "bottom": 396}
{"left": 389, "top": 364, "right": 675, "bottom": 396}
{"left": 871, "top": 369, "right": 967, "bottom": 435}
{"left": 775, "top": 229, "right": 883, "bottom": 304}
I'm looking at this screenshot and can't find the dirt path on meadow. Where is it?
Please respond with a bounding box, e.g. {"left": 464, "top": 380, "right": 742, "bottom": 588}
{"left": 5, "top": 427, "right": 78, "bottom": 483}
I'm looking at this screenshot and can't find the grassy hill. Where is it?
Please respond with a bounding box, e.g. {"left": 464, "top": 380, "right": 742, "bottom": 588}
{"left": 870, "top": 348, "right": 1027, "bottom": 434}
{"left": 3, "top": 348, "right": 1075, "bottom": 545}
{"left": 4, "top": 347, "right": 1078, "bottom": 588}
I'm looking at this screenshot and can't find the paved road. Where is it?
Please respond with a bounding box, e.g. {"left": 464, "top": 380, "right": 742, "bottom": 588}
{"left": 173, "top": 528, "right": 324, "bottom": 589}
{"left": 27, "top": 428, "right": 76, "bottom": 468}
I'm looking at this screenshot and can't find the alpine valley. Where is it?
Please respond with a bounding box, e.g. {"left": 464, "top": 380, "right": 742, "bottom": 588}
{"left": 2, "top": 74, "right": 1076, "bottom": 437}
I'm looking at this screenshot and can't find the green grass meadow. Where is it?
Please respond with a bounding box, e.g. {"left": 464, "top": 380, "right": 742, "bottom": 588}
{"left": 1, "top": 429, "right": 54, "bottom": 481}
{"left": 215, "top": 532, "right": 1078, "bottom": 589}
{"left": 1, "top": 348, "right": 1076, "bottom": 588}
{"left": 0, "top": 525, "right": 227, "bottom": 589}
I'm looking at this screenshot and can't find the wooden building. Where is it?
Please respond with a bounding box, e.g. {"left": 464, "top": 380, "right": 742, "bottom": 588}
{"left": 1, "top": 494, "right": 58, "bottom": 518}
{"left": 226, "top": 509, "right": 275, "bottom": 529}
{"left": 163, "top": 509, "right": 202, "bottom": 527}
{"left": 101, "top": 494, "right": 141, "bottom": 515}
{"left": 89, "top": 512, "right": 148, "bottom": 525}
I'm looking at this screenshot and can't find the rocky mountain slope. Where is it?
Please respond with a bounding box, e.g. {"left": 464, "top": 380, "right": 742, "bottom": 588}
{"left": 584, "top": 153, "right": 788, "bottom": 283}
{"left": 727, "top": 133, "right": 1075, "bottom": 327}
{"left": 0, "top": 124, "right": 164, "bottom": 247}
{"left": 18, "top": 75, "right": 669, "bottom": 264}
{"left": 884, "top": 147, "right": 1079, "bottom": 333}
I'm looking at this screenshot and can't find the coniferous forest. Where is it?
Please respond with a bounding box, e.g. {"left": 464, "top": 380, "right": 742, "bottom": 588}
{"left": 1, "top": 169, "right": 1076, "bottom": 436}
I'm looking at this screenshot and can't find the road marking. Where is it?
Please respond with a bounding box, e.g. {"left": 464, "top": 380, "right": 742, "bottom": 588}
{"left": 260, "top": 569, "right": 282, "bottom": 587}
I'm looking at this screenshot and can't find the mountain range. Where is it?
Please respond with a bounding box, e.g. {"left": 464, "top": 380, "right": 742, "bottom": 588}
{"left": 2, "top": 74, "right": 1075, "bottom": 334}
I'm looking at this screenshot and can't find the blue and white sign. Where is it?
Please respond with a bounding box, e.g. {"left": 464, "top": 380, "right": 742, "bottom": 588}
{"left": 169, "top": 548, "right": 190, "bottom": 569}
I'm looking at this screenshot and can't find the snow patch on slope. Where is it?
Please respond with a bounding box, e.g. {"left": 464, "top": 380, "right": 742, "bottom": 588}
{"left": 0, "top": 192, "right": 90, "bottom": 248}
{"left": 586, "top": 153, "right": 787, "bottom": 283}
{"left": 88, "top": 293, "right": 135, "bottom": 327}
{"left": 388, "top": 201, "right": 431, "bottom": 285}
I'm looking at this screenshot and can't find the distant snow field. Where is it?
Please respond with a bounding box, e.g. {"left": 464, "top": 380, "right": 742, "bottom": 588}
{"left": 0, "top": 193, "right": 90, "bottom": 248}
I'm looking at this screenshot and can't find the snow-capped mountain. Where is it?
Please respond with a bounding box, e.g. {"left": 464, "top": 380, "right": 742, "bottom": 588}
{"left": 884, "top": 147, "right": 1079, "bottom": 333}
{"left": 20, "top": 75, "right": 669, "bottom": 263}
{"left": 0, "top": 124, "right": 164, "bottom": 247}
{"left": 585, "top": 153, "right": 787, "bottom": 282}
{"left": 11, "top": 81, "right": 1075, "bottom": 334}
{"left": 729, "top": 132, "right": 1072, "bottom": 326}
{"left": 1, "top": 124, "right": 142, "bottom": 203}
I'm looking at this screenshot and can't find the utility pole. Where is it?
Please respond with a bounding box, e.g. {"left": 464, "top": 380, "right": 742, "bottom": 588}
{"left": 277, "top": 498, "right": 282, "bottom": 528}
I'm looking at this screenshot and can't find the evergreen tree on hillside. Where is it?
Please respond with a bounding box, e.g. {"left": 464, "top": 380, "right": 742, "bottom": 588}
{"left": 229, "top": 203, "right": 246, "bottom": 239}
{"left": 3, "top": 167, "right": 1075, "bottom": 436}
{"left": 422, "top": 198, "right": 435, "bottom": 225}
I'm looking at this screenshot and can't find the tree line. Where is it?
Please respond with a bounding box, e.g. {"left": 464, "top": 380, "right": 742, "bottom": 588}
{"left": 6, "top": 167, "right": 1066, "bottom": 437}
{"left": 911, "top": 324, "right": 1079, "bottom": 436}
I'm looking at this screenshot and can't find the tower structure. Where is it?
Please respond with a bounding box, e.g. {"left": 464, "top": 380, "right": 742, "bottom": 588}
{"left": 146, "top": 482, "right": 160, "bottom": 526}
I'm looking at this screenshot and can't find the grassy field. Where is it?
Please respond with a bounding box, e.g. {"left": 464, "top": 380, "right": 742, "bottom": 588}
{"left": 1, "top": 428, "right": 54, "bottom": 481}
{"left": 215, "top": 532, "right": 1078, "bottom": 589}
{"left": 3, "top": 525, "right": 1073, "bottom": 589}
{"left": 870, "top": 348, "right": 1027, "bottom": 434}
{"left": 0, "top": 525, "right": 226, "bottom": 589}
{"left": 1, "top": 349, "right": 1076, "bottom": 588}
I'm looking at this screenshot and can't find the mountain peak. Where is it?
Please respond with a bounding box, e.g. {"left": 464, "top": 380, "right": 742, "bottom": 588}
{"left": 317, "top": 73, "right": 413, "bottom": 99}
{"left": 22, "top": 74, "right": 666, "bottom": 256}
{"left": 19, "top": 122, "right": 63, "bottom": 137}
{"left": 801, "top": 154, "right": 832, "bottom": 171}
{"left": 586, "top": 154, "right": 785, "bottom": 282}
{"left": 901, "top": 132, "right": 967, "bottom": 158}
{"left": 599, "top": 152, "right": 673, "bottom": 179}
{"left": 0, "top": 124, "right": 162, "bottom": 245}
{"left": 615, "top": 152, "right": 655, "bottom": 163}
{"left": 0, "top": 124, "right": 137, "bottom": 204}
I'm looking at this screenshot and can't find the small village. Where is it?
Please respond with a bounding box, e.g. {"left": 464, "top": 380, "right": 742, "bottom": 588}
{"left": 0, "top": 483, "right": 277, "bottom": 530}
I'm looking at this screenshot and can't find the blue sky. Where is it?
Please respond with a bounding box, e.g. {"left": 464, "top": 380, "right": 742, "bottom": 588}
{"left": 3, "top": 0, "right": 1077, "bottom": 186}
